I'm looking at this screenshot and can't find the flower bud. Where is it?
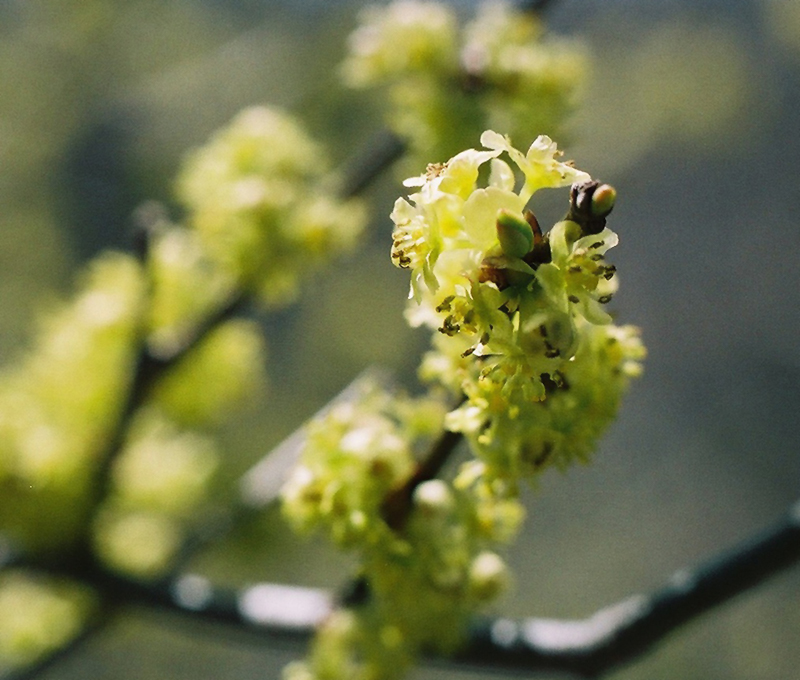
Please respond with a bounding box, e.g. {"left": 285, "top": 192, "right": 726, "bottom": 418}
{"left": 496, "top": 209, "right": 534, "bottom": 258}
{"left": 412, "top": 479, "right": 456, "bottom": 517}
{"left": 468, "top": 551, "right": 509, "bottom": 601}
{"left": 590, "top": 184, "right": 616, "bottom": 218}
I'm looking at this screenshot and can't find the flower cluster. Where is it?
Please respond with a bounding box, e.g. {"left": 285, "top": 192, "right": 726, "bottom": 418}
{"left": 0, "top": 254, "right": 145, "bottom": 552}
{"left": 281, "top": 384, "right": 424, "bottom": 549}
{"left": 281, "top": 130, "right": 644, "bottom": 680}
{"left": 0, "top": 571, "right": 95, "bottom": 672}
{"left": 398, "top": 131, "right": 644, "bottom": 483}
{"left": 176, "top": 106, "right": 367, "bottom": 308}
{"left": 282, "top": 381, "right": 524, "bottom": 680}
{"left": 342, "top": 0, "right": 586, "bottom": 169}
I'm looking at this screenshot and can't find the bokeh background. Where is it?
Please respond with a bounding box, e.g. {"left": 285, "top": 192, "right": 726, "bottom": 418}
{"left": 1, "top": 0, "right": 799, "bottom": 678}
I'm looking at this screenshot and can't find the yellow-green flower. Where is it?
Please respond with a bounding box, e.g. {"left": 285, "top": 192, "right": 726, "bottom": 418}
{"left": 392, "top": 130, "right": 589, "bottom": 361}
{"left": 177, "top": 106, "right": 367, "bottom": 307}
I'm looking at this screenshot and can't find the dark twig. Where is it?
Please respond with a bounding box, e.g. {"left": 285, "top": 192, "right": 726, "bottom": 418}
{"left": 333, "top": 129, "right": 408, "bottom": 199}
{"left": 381, "top": 427, "right": 464, "bottom": 531}
{"left": 13, "top": 499, "right": 799, "bottom": 678}
{"left": 517, "top": 0, "right": 560, "bottom": 14}
{"left": 457, "top": 499, "right": 800, "bottom": 676}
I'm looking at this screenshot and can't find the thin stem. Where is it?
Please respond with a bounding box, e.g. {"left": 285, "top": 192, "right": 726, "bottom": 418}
{"left": 518, "top": 0, "right": 560, "bottom": 14}
{"left": 381, "top": 427, "right": 464, "bottom": 531}
{"left": 334, "top": 129, "right": 407, "bottom": 199}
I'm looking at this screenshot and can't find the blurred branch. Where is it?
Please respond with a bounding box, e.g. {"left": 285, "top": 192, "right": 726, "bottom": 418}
{"left": 458, "top": 499, "right": 800, "bottom": 676}
{"left": 334, "top": 129, "right": 408, "bottom": 199}
{"left": 239, "top": 368, "right": 393, "bottom": 510}
{"left": 11, "top": 499, "right": 796, "bottom": 679}
{"left": 381, "top": 426, "right": 464, "bottom": 532}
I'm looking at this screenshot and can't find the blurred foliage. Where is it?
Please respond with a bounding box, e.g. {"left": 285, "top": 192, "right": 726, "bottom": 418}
{"left": 0, "top": 572, "right": 96, "bottom": 674}
{"left": 0, "top": 254, "right": 145, "bottom": 553}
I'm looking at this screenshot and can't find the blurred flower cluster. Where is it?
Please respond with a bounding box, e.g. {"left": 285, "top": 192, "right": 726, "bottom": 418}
{"left": 0, "top": 97, "right": 365, "bottom": 665}
{"left": 176, "top": 107, "right": 367, "bottom": 310}
{"left": 342, "top": 0, "right": 586, "bottom": 169}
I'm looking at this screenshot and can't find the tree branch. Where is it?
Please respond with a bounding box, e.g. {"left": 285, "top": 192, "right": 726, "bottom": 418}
{"left": 381, "top": 427, "right": 464, "bottom": 532}
{"left": 9, "top": 499, "right": 796, "bottom": 679}
{"left": 334, "top": 129, "right": 408, "bottom": 199}
{"left": 458, "top": 499, "right": 800, "bottom": 676}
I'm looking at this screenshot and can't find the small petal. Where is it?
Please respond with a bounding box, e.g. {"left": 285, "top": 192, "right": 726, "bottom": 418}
{"left": 462, "top": 187, "right": 525, "bottom": 250}
{"left": 488, "top": 158, "right": 516, "bottom": 192}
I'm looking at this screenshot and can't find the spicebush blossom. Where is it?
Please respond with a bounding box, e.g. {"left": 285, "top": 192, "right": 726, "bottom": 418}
{"left": 177, "top": 106, "right": 367, "bottom": 307}
{"left": 395, "top": 130, "right": 644, "bottom": 482}
{"left": 282, "top": 129, "right": 644, "bottom": 680}
{"left": 282, "top": 382, "right": 523, "bottom": 680}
